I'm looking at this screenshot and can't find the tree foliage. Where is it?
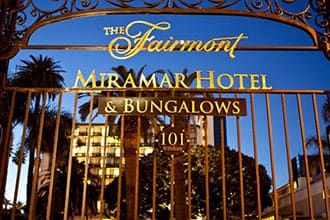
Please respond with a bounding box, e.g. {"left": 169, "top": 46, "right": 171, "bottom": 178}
{"left": 104, "top": 145, "right": 272, "bottom": 219}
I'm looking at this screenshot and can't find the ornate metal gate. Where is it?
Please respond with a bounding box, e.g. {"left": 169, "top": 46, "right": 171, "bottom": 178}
{"left": 0, "top": 1, "right": 330, "bottom": 220}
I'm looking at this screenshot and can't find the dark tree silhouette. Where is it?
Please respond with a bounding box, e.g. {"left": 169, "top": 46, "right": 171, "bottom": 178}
{"left": 104, "top": 145, "right": 272, "bottom": 219}
{"left": 9, "top": 54, "right": 65, "bottom": 211}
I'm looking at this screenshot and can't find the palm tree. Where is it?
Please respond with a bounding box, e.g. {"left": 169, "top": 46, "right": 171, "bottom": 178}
{"left": 79, "top": 65, "right": 165, "bottom": 220}
{"left": 9, "top": 54, "right": 65, "bottom": 212}
{"left": 79, "top": 66, "right": 196, "bottom": 219}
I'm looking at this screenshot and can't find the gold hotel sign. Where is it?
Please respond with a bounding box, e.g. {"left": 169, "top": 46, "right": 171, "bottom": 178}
{"left": 104, "top": 20, "right": 247, "bottom": 60}
{"left": 98, "top": 97, "right": 247, "bottom": 116}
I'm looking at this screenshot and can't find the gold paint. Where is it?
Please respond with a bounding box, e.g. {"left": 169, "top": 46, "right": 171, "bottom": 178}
{"left": 196, "top": 70, "right": 215, "bottom": 89}
{"left": 214, "top": 101, "right": 231, "bottom": 114}
{"left": 123, "top": 74, "right": 137, "bottom": 88}
{"left": 74, "top": 70, "right": 96, "bottom": 88}
{"left": 164, "top": 100, "right": 177, "bottom": 113}
{"left": 234, "top": 74, "right": 249, "bottom": 89}
{"left": 250, "top": 74, "right": 261, "bottom": 89}
{"left": 150, "top": 100, "right": 163, "bottom": 113}
{"left": 178, "top": 101, "right": 191, "bottom": 113}
{"left": 107, "top": 73, "right": 122, "bottom": 88}
{"left": 261, "top": 74, "right": 272, "bottom": 89}
{"left": 159, "top": 73, "right": 174, "bottom": 88}
{"left": 136, "top": 100, "right": 148, "bottom": 113}
{"left": 138, "top": 74, "right": 157, "bottom": 88}
{"left": 200, "top": 101, "right": 214, "bottom": 114}
{"left": 124, "top": 98, "right": 134, "bottom": 113}
{"left": 217, "top": 73, "right": 234, "bottom": 89}
{"left": 107, "top": 20, "right": 247, "bottom": 60}
{"left": 232, "top": 101, "right": 241, "bottom": 114}
{"left": 175, "top": 73, "right": 189, "bottom": 88}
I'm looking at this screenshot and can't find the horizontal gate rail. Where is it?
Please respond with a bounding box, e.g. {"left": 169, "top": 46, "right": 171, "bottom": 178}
{"left": 0, "top": 87, "right": 329, "bottom": 220}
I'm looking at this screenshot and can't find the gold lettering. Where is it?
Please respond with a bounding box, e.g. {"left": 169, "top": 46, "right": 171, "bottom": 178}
{"left": 74, "top": 70, "right": 96, "bottom": 88}
{"left": 232, "top": 101, "right": 241, "bottom": 114}
{"left": 123, "top": 73, "right": 137, "bottom": 88}
{"left": 175, "top": 73, "right": 189, "bottom": 88}
{"left": 250, "top": 74, "right": 260, "bottom": 89}
{"left": 178, "top": 101, "right": 191, "bottom": 113}
{"left": 124, "top": 98, "right": 134, "bottom": 113}
{"left": 190, "top": 100, "right": 200, "bottom": 114}
{"left": 196, "top": 70, "right": 215, "bottom": 89}
{"left": 217, "top": 74, "right": 234, "bottom": 89}
{"left": 147, "top": 40, "right": 163, "bottom": 52}
{"left": 136, "top": 100, "right": 148, "bottom": 113}
{"left": 261, "top": 74, "right": 272, "bottom": 90}
{"left": 215, "top": 101, "right": 232, "bottom": 114}
{"left": 139, "top": 74, "right": 157, "bottom": 88}
{"left": 228, "top": 33, "right": 248, "bottom": 58}
{"left": 164, "top": 100, "right": 177, "bottom": 113}
{"left": 200, "top": 101, "right": 214, "bottom": 114}
{"left": 160, "top": 73, "right": 174, "bottom": 88}
{"left": 234, "top": 74, "right": 248, "bottom": 89}
{"left": 107, "top": 73, "right": 122, "bottom": 88}
{"left": 150, "top": 100, "right": 163, "bottom": 113}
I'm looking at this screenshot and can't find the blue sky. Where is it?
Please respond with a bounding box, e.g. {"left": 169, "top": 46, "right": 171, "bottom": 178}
{"left": 6, "top": 14, "right": 330, "bottom": 205}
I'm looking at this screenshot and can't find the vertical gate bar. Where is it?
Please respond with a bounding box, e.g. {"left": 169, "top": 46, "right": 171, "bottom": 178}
{"left": 11, "top": 91, "right": 29, "bottom": 220}
{"left": 81, "top": 92, "right": 95, "bottom": 219}
{"left": 46, "top": 92, "right": 63, "bottom": 220}
{"left": 152, "top": 91, "right": 158, "bottom": 220}
{"left": 249, "top": 94, "right": 262, "bottom": 220}
{"left": 0, "top": 90, "right": 16, "bottom": 211}
{"left": 296, "top": 94, "right": 314, "bottom": 219}
{"left": 235, "top": 93, "right": 245, "bottom": 220}
{"left": 203, "top": 92, "right": 210, "bottom": 220}
{"left": 64, "top": 92, "right": 78, "bottom": 220}
{"left": 280, "top": 94, "right": 297, "bottom": 220}
{"left": 188, "top": 93, "right": 192, "bottom": 220}
{"left": 312, "top": 93, "right": 330, "bottom": 218}
{"left": 170, "top": 90, "right": 175, "bottom": 220}
{"left": 134, "top": 93, "right": 141, "bottom": 220}
{"left": 99, "top": 91, "right": 109, "bottom": 219}
{"left": 265, "top": 94, "right": 279, "bottom": 220}
{"left": 116, "top": 92, "right": 125, "bottom": 220}
{"left": 219, "top": 93, "right": 227, "bottom": 220}
{"left": 28, "top": 92, "right": 47, "bottom": 220}
{"left": 170, "top": 155, "right": 175, "bottom": 220}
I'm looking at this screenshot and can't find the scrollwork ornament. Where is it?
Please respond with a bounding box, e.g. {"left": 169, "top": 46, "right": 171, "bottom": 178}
{"left": 0, "top": 0, "right": 329, "bottom": 59}
{"left": 74, "top": 0, "right": 99, "bottom": 11}
{"left": 244, "top": 0, "right": 272, "bottom": 13}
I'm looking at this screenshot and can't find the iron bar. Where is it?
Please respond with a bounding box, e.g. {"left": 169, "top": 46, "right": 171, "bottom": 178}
{"left": 235, "top": 93, "right": 245, "bottom": 220}
{"left": 152, "top": 91, "right": 158, "bottom": 220}
{"left": 203, "top": 92, "right": 210, "bottom": 220}
{"left": 134, "top": 93, "right": 141, "bottom": 220}
{"left": 312, "top": 94, "right": 330, "bottom": 218}
{"left": 280, "top": 94, "right": 297, "bottom": 220}
{"left": 170, "top": 155, "right": 175, "bottom": 220}
{"left": 116, "top": 92, "right": 125, "bottom": 220}
{"left": 296, "top": 94, "right": 314, "bottom": 219}
{"left": 2, "top": 87, "right": 328, "bottom": 95}
{"left": 11, "top": 91, "right": 29, "bottom": 220}
{"left": 45, "top": 92, "right": 62, "bottom": 220}
{"left": 28, "top": 92, "right": 47, "bottom": 220}
{"left": 81, "top": 92, "right": 95, "bottom": 218}
{"left": 219, "top": 93, "right": 227, "bottom": 220}
{"left": 188, "top": 93, "right": 192, "bottom": 220}
{"left": 249, "top": 94, "right": 262, "bottom": 220}
{"left": 265, "top": 94, "right": 278, "bottom": 220}
{"left": 0, "top": 90, "right": 16, "bottom": 199}
{"left": 63, "top": 92, "right": 78, "bottom": 220}
{"left": 23, "top": 45, "right": 320, "bottom": 51}
{"left": 99, "top": 91, "right": 110, "bottom": 219}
